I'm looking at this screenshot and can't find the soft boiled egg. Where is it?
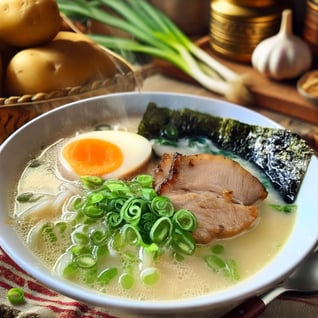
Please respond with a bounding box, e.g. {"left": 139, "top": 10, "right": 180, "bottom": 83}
{"left": 58, "top": 130, "right": 152, "bottom": 180}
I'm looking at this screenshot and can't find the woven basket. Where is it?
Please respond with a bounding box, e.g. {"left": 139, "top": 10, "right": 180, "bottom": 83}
{"left": 0, "top": 69, "right": 141, "bottom": 144}
{"left": 0, "top": 13, "right": 160, "bottom": 144}
{"left": 0, "top": 38, "right": 160, "bottom": 144}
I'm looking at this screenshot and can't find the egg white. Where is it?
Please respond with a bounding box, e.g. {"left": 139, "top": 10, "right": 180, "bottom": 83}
{"left": 58, "top": 130, "right": 152, "bottom": 180}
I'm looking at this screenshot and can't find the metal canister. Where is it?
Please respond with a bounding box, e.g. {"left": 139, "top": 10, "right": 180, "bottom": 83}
{"left": 225, "top": 0, "right": 277, "bottom": 7}
{"left": 210, "top": 0, "right": 288, "bottom": 63}
{"left": 303, "top": 0, "right": 318, "bottom": 61}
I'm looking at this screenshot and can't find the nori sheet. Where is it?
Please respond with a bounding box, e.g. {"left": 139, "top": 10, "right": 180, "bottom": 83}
{"left": 138, "top": 103, "right": 314, "bottom": 203}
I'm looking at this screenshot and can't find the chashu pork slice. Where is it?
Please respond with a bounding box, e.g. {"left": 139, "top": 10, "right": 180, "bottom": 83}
{"left": 167, "top": 191, "right": 258, "bottom": 244}
{"left": 153, "top": 153, "right": 267, "bottom": 244}
{"left": 155, "top": 153, "right": 267, "bottom": 205}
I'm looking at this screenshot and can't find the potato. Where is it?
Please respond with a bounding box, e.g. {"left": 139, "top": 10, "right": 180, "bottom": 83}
{"left": 5, "top": 31, "right": 119, "bottom": 96}
{"left": 0, "top": 0, "right": 61, "bottom": 47}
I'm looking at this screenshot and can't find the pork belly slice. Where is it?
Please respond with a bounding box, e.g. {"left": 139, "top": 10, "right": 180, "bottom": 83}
{"left": 167, "top": 191, "right": 258, "bottom": 244}
{"left": 155, "top": 153, "right": 268, "bottom": 205}
{"left": 153, "top": 152, "right": 267, "bottom": 244}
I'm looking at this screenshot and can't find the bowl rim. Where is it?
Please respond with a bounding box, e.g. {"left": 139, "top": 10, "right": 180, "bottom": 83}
{"left": 1, "top": 91, "right": 318, "bottom": 314}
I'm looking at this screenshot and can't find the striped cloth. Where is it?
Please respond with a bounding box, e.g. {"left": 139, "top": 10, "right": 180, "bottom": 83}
{"left": 0, "top": 247, "right": 116, "bottom": 318}
{"left": 2, "top": 246, "right": 318, "bottom": 317}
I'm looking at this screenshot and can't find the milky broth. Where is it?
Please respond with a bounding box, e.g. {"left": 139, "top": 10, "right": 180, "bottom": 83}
{"left": 11, "top": 117, "right": 296, "bottom": 301}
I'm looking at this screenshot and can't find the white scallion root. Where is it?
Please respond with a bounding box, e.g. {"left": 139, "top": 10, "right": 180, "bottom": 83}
{"left": 225, "top": 74, "right": 252, "bottom": 104}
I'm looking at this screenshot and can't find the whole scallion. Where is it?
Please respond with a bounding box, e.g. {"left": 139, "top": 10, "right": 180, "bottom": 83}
{"left": 58, "top": 0, "right": 250, "bottom": 103}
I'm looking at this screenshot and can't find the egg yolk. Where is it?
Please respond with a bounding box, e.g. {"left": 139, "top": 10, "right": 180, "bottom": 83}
{"left": 62, "top": 138, "right": 123, "bottom": 176}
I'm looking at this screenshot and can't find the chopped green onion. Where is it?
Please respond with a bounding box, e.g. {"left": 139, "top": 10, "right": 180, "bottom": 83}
{"left": 106, "top": 211, "right": 123, "bottom": 228}
{"left": 41, "top": 223, "right": 58, "bottom": 243}
{"left": 97, "top": 267, "right": 118, "bottom": 285}
{"left": 134, "top": 174, "right": 153, "bottom": 188}
{"left": 119, "top": 273, "right": 134, "bottom": 289}
{"left": 211, "top": 244, "right": 225, "bottom": 255}
{"left": 63, "top": 262, "right": 79, "bottom": 279}
{"left": 270, "top": 203, "right": 297, "bottom": 213}
{"left": 140, "top": 267, "right": 159, "bottom": 285}
{"left": 93, "top": 243, "right": 109, "bottom": 257}
{"left": 122, "top": 224, "right": 143, "bottom": 246}
{"left": 140, "top": 212, "right": 157, "bottom": 234}
{"left": 16, "top": 192, "right": 42, "bottom": 203}
{"left": 110, "top": 231, "right": 125, "bottom": 251}
{"left": 204, "top": 254, "right": 240, "bottom": 282}
{"left": 105, "top": 180, "right": 131, "bottom": 195}
{"left": 7, "top": 287, "right": 25, "bottom": 305}
{"left": 47, "top": 174, "right": 199, "bottom": 289}
{"left": 121, "top": 198, "right": 144, "bottom": 226}
{"left": 80, "top": 176, "right": 103, "bottom": 189}
{"left": 75, "top": 254, "right": 97, "bottom": 269}
{"left": 84, "top": 267, "right": 99, "bottom": 284}
{"left": 90, "top": 229, "right": 108, "bottom": 245}
{"left": 87, "top": 192, "right": 105, "bottom": 204}
{"left": 71, "top": 196, "right": 84, "bottom": 211}
{"left": 141, "top": 188, "right": 157, "bottom": 201}
{"left": 83, "top": 205, "right": 105, "bottom": 219}
{"left": 205, "top": 254, "right": 227, "bottom": 272}
{"left": 149, "top": 217, "right": 172, "bottom": 244}
{"left": 71, "top": 230, "right": 89, "bottom": 245}
{"left": 150, "top": 196, "right": 174, "bottom": 217}
{"left": 170, "top": 228, "right": 196, "bottom": 256}
{"left": 70, "top": 245, "right": 92, "bottom": 257}
{"left": 172, "top": 209, "right": 198, "bottom": 232}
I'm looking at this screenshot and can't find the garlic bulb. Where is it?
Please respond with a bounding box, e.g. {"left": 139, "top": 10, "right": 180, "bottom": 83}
{"left": 251, "top": 9, "right": 312, "bottom": 80}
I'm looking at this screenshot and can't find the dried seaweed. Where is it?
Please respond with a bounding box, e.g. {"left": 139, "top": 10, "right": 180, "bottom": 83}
{"left": 138, "top": 103, "right": 314, "bottom": 203}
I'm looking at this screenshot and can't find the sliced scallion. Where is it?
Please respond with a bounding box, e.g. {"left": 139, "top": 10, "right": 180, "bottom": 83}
{"left": 46, "top": 174, "right": 199, "bottom": 289}
{"left": 119, "top": 273, "right": 134, "bottom": 289}
{"left": 75, "top": 254, "right": 97, "bottom": 269}
{"left": 7, "top": 287, "right": 25, "bottom": 305}
{"left": 172, "top": 209, "right": 198, "bottom": 232}
{"left": 140, "top": 267, "right": 159, "bottom": 285}
{"left": 97, "top": 267, "right": 118, "bottom": 285}
{"left": 149, "top": 217, "right": 172, "bottom": 244}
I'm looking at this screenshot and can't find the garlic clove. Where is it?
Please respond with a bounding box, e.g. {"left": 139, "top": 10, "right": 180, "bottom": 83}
{"left": 251, "top": 9, "right": 313, "bottom": 81}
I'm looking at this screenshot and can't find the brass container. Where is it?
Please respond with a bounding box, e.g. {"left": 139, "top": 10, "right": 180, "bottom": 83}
{"left": 303, "top": 0, "right": 318, "bottom": 60}
{"left": 149, "top": 0, "right": 211, "bottom": 36}
{"left": 225, "top": 0, "right": 277, "bottom": 7}
{"left": 210, "top": 0, "right": 287, "bottom": 63}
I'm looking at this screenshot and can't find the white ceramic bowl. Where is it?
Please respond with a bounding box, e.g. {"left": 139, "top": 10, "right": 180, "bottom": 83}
{"left": 1, "top": 92, "right": 318, "bottom": 316}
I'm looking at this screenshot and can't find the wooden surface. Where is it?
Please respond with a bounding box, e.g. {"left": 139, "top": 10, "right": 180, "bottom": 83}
{"left": 154, "top": 36, "right": 318, "bottom": 125}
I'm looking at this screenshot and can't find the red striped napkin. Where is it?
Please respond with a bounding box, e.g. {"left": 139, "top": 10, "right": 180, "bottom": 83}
{"left": 0, "top": 247, "right": 116, "bottom": 318}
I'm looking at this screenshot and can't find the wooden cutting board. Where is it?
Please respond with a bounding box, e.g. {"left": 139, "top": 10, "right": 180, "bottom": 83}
{"left": 155, "top": 36, "right": 318, "bottom": 125}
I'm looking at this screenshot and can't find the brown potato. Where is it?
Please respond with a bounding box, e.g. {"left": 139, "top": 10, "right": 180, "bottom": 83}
{"left": 5, "top": 32, "right": 119, "bottom": 96}
{"left": 0, "top": 0, "right": 61, "bottom": 47}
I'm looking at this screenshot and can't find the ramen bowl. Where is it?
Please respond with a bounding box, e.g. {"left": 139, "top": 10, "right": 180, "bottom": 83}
{"left": 0, "top": 92, "right": 318, "bottom": 316}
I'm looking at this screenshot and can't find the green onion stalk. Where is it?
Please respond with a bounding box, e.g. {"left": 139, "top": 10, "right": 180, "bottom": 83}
{"left": 57, "top": 0, "right": 251, "bottom": 103}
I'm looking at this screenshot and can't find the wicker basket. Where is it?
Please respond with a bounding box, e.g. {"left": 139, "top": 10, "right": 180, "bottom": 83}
{"left": 0, "top": 69, "right": 141, "bottom": 144}
{"left": 0, "top": 13, "right": 160, "bottom": 144}
{"left": 0, "top": 35, "right": 160, "bottom": 144}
